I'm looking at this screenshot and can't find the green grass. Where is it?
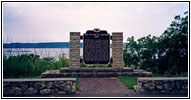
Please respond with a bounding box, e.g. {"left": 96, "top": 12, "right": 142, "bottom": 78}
{"left": 118, "top": 77, "right": 137, "bottom": 89}
{"left": 75, "top": 77, "right": 80, "bottom": 91}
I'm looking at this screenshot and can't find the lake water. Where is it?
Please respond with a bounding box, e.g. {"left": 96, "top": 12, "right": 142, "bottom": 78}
{"left": 3, "top": 48, "right": 112, "bottom": 60}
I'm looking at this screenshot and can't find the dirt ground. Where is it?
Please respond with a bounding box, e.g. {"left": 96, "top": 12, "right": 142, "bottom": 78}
{"left": 78, "top": 77, "right": 135, "bottom": 94}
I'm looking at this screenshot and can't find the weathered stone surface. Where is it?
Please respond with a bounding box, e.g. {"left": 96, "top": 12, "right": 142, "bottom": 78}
{"left": 144, "top": 82, "right": 155, "bottom": 91}
{"left": 134, "top": 77, "right": 188, "bottom": 94}
{"left": 69, "top": 32, "right": 80, "bottom": 68}
{"left": 42, "top": 69, "right": 152, "bottom": 78}
{"left": 156, "top": 81, "right": 163, "bottom": 90}
{"left": 4, "top": 87, "right": 22, "bottom": 95}
{"left": 57, "top": 91, "right": 65, "bottom": 94}
{"left": 72, "top": 83, "right": 76, "bottom": 93}
{"left": 33, "top": 82, "right": 46, "bottom": 90}
{"left": 164, "top": 83, "right": 172, "bottom": 91}
{"left": 46, "top": 82, "right": 53, "bottom": 89}
{"left": 20, "top": 83, "right": 29, "bottom": 92}
{"left": 112, "top": 32, "right": 123, "bottom": 69}
{"left": 40, "top": 89, "right": 51, "bottom": 95}
{"left": 3, "top": 78, "right": 76, "bottom": 96}
{"left": 55, "top": 82, "right": 67, "bottom": 90}
{"left": 65, "top": 85, "right": 72, "bottom": 94}
{"left": 24, "top": 87, "right": 37, "bottom": 95}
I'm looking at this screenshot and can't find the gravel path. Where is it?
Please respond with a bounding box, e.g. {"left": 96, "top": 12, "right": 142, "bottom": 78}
{"left": 78, "top": 77, "right": 135, "bottom": 94}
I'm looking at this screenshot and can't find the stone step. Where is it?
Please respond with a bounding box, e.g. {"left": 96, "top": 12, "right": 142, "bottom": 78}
{"left": 60, "top": 67, "right": 134, "bottom": 73}
{"left": 41, "top": 70, "right": 152, "bottom": 78}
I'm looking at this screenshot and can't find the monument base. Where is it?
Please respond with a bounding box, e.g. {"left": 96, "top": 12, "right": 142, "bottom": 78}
{"left": 41, "top": 67, "right": 152, "bottom": 78}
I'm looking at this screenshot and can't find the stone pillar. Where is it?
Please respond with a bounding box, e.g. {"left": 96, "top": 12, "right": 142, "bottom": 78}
{"left": 112, "top": 32, "right": 123, "bottom": 69}
{"left": 69, "top": 32, "right": 80, "bottom": 69}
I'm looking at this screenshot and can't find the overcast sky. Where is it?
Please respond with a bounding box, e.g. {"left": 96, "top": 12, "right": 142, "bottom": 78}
{"left": 3, "top": 2, "right": 188, "bottom": 43}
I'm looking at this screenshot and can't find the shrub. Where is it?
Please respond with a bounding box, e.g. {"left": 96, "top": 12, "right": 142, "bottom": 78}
{"left": 3, "top": 53, "right": 69, "bottom": 78}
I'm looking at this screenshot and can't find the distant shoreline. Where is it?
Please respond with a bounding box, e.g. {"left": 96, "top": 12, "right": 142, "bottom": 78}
{"left": 3, "top": 42, "right": 127, "bottom": 48}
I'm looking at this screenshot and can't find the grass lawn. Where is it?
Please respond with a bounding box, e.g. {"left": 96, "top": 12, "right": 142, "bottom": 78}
{"left": 118, "top": 77, "right": 137, "bottom": 89}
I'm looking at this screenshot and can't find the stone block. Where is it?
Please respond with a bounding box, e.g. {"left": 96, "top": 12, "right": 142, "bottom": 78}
{"left": 4, "top": 87, "right": 22, "bottom": 96}
{"left": 40, "top": 89, "right": 51, "bottom": 95}
{"left": 70, "top": 32, "right": 80, "bottom": 68}
{"left": 24, "top": 87, "right": 38, "bottom": 95}
{"left": 112, "top": 32, "right": 123, "bottom": 69}
{"left": 135, "top": 77, "right": 188, "bottom": 94}
{"left": 70, "top": 32, "right": 80, "bottom": 36}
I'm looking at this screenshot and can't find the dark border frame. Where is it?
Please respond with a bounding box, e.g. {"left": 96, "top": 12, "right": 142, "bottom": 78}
{"left": 1, "top": 0, "right": 190, "bottom": 99}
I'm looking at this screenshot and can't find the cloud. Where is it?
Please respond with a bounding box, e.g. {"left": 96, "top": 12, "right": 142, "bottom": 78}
{"left": 3, "top": 2, "right": 188, "bottom": 43}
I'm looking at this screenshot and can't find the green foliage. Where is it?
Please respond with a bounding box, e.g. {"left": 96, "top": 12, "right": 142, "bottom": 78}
{"left": 123, "top": 11, "right": 188, "bottom": 77}
{"left": 129, "top": 64, "right": 136, "bottom": 69}
{"left": 3, "top": 53, "right": 69, "bottom": 78}
{"left": 118, "top": 77, "right": 137, "bottom": 89}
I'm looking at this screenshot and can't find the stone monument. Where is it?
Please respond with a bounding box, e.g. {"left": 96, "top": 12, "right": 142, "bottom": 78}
{"left": 41, "top": 28, "right": 152, "bottom": 77}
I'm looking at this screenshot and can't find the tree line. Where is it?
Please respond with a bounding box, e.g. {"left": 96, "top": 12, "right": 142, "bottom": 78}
{"left": 123, "top": 11, "right": 188, "bottom": 76}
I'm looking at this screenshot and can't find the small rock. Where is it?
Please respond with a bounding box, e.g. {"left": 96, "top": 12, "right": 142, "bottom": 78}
{"left": 144, "top": 82, "right": 155, "bottom": 91}
{"left": 164, "top": 83, "right": 172, "bottom": 90}
{"left": 54, "top": 87, "right": 60, "bottom": 92}
{"left": 46, "top": 82, "right": 53, "bottom": 89}
{"left": 55, "top": 82, "right": 68, "bottom": 90}
{"left": 137, "top": 88, "right": 145, "bottom": 93}
{"left": 72, "top": 83, "right": 76, "bottom": 93}
{"left": 24, "top": 87, "right": 37, "bottom": 95}
{"left": 156, "top": 81, "right": 163, "bottom": 90}
{"left": 20, "top": 83, "right": 28, "bottom": 91}
{"left": 33, "top": 82, "right": 46, "bottom": 90}
{"left": 156, "top": 85, "right": 163, "bottom": 90}
{"left": 65, "top": 85, "right": 72, "bottom": 94}
{"left": 57, "top": 91, "right": 65, "bottom": 94}
{"left": 40, "top": 89, "right": 51, "bottom": 95}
